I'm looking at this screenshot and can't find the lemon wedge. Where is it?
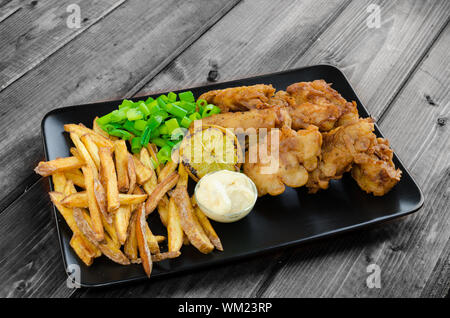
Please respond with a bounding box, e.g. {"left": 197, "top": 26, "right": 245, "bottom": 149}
{"left": 179, "top": 125, "right": 242, "bottom": 181}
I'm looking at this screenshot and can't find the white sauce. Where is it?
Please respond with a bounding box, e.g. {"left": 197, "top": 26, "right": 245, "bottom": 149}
{"left": 195, "top": 170, "right": 256, "bottom": 218}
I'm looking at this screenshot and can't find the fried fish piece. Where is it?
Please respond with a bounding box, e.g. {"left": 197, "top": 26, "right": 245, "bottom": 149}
{"left": 306, "top": 118, "right": 402, "bottom": 195}
{"left": 285, "top": 80, "right": 359, "bottom": 130}
{"left": 243, "top": 125, "right": 322, "bottom": 196}
{"left": 198, "top": 84, "right": 275, "bottom": 112}
{"left": 351, "top": 137, "right": 402, "bottom": 196}
{"left": 196, "top": 108, "right": 279, "bottom": 132}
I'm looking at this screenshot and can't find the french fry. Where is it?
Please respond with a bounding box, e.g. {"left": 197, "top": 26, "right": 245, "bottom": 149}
{"left": 143, "top": 163, "right": 167, "bottom": 227}
{"left": 132, "top": 155, "right": 153, "bottom": 185}
{"left": 50, "top": 192, "right": 83, "bottom": 234}
{"left": 80, "top": 134, "right": 101, "bottom": 169}
{"left": 99, "top": 147, "right": 120, "bottom": 212}
{"left": 52, "top": 172, "right": 66, "bottom": 193}
{"left": 177, "top": 163, "right": 188, "bottom": 187}
{"left": 102, "top": 234, "right": 129, "bottom": 264}
{"left": 139, "top": 147, "right": 153, "bottom": 169}
{"left": 70, "top": 133, "right": 98, "bottom": 178}
{"left": 61, "top": 192, "right": 87, "bottom": 207}
{"left": 61, "top": 192, "right": 148, "bottom": 208}
{"left": 146, "top": 224, "right": 160, "bottom": 254}
{"left": 135, "top": 204, "right": 153, "bottom": 277}
{"left": 70, "top": 234, "right": 93, "bottom": 266}
{"left": 64, "top": 169, "right": 85, "bottom": 188}
{"left": 158, "top": 160, "right": 178, "bottom": 183}
{"left": 194, "top": 206, "right": 223, "bottom": 251}
{"left": 93, "top": 117, "right": 109, "bottom": 138}
{"left": 114, "top": 140, "right": 129, "bottom": 192}
{"left": 117, "top": 193, "right": 147, "bottom": 205}
{"left": 70, "top": 147, "right": 82, "bottom": 160}
{"left": 114, "top": 205, "right": 132, "bottom": 245}
{"left": 34, "top": 156, "right": 84, "bottom": 177}
{"left": 147, "top": 144, "right": 161, "bottom": 175}
{"left": 151, "top": 251, "right": 180, "bottom": 262}
{"left": 63, "top": 180, "right": 101, "bottom": 257}
{"left": 64, "top": 180, "right": 77, "bottom": 196}
{"left": 93, "top": 117, "right": 118, "bottom": 141}
{"left": 168, "top": 196, "right": 183, "bottom": 252}
{"left": 93, "top": 178, "right": 112, "bottom": 224}
{"left": 73, "top": 207, "right": 130, "bottom": 265}
{"left": 64, "top": 124, "right": 114, "bottom": 148}
{"left": 124, "top": 211, "right": 138, "bottom": 261}
{"left": 102, "top": 213, "right": 120, "bottom": 249}
{"left": 81, "top": 166, "right": 104, "bottom": 241}
{"left": 171, "top": 187, "right": 214, "bottom": 254}
{"left": 131, "top": 251, "right": 181, "bottom": 264}
{"left": 145, "top": 172, "right": 179, "bottom": 216}
{"left": 139, "top": 147, "right": 158, "bottom": 195}
{"left": 127, "top": 154, "right": 137, "bottom": 194}
{"left": 155, "top": 235, "right": 166, "bottom": 243}
{"left": 157, "top": 195, "right": 169, "bottom": 227}
{"left": 142, "top": 180, "right": 157, "bottom": 196}
{"left": 132, "top": 186, "right": 160, "bottom": 254}
{"left": 50, "top": 191, "right": 101, "bottom": 258}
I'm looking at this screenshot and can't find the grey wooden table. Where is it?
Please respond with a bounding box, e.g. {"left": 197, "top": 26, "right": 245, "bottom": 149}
{"left": 0, "top": 0, "right": 448, "bottom": 298}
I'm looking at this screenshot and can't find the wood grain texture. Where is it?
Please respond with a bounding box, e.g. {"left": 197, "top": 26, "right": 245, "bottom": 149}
{"left": 0, "top": 0, "right": 22, "bottom": 23}
{"left": 138, "top": 0, "right": 450, "bottom": 122}
{"left": 0, "top": 179, "right": 73, "bottom": 298}
{"left": 0, "top": 0, "right": 239, "bottom": 213}
{"left": 259, "top": 22, "right": 450, "bottom": 298}
{"left": 0, "top": 0, "right": 127, "bottom": 91}
{"left": 135, "top": 0, "right": 352, "bottom": 95}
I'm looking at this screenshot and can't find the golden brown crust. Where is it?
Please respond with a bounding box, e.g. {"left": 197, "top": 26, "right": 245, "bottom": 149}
{"left": 199, "top": 84, "right": 275, "bottom": 112}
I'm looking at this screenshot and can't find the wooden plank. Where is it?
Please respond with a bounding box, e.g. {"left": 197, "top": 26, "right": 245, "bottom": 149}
{"left": 0, "top": 0, "right": 239, "bottom": 213}
{"left": 135, "top": 0, "right": 352, "bottom": 95}
{"left": 260, "top": 23, "right": 450, "bottom": 298}
{"left": 137, "top": 0, "right": 450, "bottom": 122}
{"left": 0, "top": 0, "right": 23, "bottom": 22}
{"left": 0, "top": 0, "right": 127, "bottom": 91}
{"left": 0, "top": 179, "right": 73, "bottom": 298}
{"left": 420, "top": 237, "right": 450, "bottom": 297}
{"left": 0, "top": 0, "right": 22, "bottom": 24}
{"left": 0, "top": 0, "right": 351, "bottom": 298}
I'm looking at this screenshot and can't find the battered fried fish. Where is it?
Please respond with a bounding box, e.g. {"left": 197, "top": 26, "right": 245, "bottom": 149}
{"left": 243, "top": 125, "right": 322, "bottom": 196}
{"left": 198, "top": 84, "right": 275, "bottom": 112}
{"left": 194, "top": 80, "right": 401, "bottom": 197}
{"left": 196, "top": 108, "right": 279, "bottom": 132}
{"left": 352, "top": 138, "right": 402, "bottom": 196}
{"left": 285, "top": 80, "right": 359, "bottom": 130}
{"left": 200, "top": 80, "right": 359, "bottom": 131}
{"left": 306, "top": 118, "right": 401, "bottom": 195}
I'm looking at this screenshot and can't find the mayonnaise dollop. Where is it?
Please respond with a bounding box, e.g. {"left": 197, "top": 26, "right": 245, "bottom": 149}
{"left": 195, "top": 170, "right": 257, "bottom": 222}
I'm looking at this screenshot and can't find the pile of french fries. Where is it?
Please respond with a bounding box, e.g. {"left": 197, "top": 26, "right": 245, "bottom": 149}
{"left": 35, "top": 118, "right": 223, "bottom": 278}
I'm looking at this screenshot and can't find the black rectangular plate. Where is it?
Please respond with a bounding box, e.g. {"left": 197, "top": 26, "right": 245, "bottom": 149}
{"left": 41, "top": 65, "right": 423, "bottom": 287}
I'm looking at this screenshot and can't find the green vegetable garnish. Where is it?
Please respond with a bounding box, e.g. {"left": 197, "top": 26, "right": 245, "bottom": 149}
{"left": 95, "top": 90, "right": 221, "bottom": 156}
